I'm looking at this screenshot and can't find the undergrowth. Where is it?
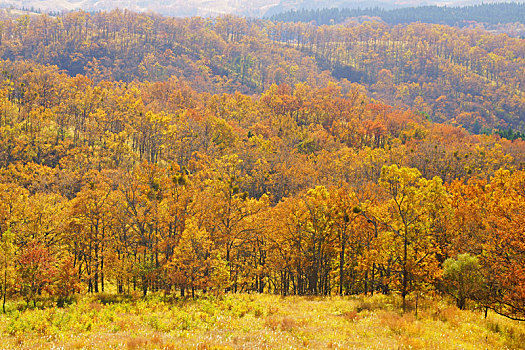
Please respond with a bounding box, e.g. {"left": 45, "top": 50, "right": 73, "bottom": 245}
{"left": 0, "top": 293, "right": 523, "bottom": 349}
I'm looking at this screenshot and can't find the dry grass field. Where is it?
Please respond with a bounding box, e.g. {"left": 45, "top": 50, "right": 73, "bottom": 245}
{"left": 0, "top": 293, "right": 524, "bottom": 349}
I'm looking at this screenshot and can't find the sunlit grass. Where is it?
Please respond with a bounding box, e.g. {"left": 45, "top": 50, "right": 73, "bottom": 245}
{"left": 0, "top": 293, "right": 524, "bottom": 349}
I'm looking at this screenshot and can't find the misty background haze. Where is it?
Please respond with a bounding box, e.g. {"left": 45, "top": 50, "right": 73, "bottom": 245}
{"left": 0, "top": 0, "right": 522, "bottom": 17}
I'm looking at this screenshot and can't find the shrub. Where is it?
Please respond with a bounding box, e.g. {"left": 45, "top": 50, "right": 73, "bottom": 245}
{"left": 443, "top": 254, "right": 483, "bottom": 309}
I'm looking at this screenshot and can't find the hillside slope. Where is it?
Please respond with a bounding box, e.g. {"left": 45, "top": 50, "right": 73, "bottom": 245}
{"left": 0, "top": 10, "right": 522, "bottom": 132}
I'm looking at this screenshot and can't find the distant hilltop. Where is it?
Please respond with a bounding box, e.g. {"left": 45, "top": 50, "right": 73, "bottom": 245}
{"left": 0, "top": 0, "right": 523, "bottom": 17}
{"left": 269, "top": 3, "right": 525, "bottom": 27}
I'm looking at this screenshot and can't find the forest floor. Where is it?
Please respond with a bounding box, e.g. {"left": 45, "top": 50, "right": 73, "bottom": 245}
{"left": 0, "top": 292, "right": 524, "bottom": 349}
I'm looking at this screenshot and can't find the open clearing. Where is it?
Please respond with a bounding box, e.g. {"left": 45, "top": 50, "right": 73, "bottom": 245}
{"left": 1, "top": 293, "right": 524, "bottom": 349}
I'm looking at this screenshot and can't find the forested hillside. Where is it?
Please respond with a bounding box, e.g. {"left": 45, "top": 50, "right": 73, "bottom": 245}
{"left": 0, "top": 11, "right": 523, "bottom": 134}
{"left": 270, "top": 3, "right": 525, "bottom": 27}
{"left": 0, "top": 10, "right": 525, "bottom": 326}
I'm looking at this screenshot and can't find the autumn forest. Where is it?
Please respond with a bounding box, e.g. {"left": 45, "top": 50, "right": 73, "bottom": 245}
{"left": 0, "top": 7, "right": 525, "bottom": 348}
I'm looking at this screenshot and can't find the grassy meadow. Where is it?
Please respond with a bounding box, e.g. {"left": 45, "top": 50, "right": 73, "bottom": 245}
{"left": 0, "top": 293, "right": 524, "bottom": 349}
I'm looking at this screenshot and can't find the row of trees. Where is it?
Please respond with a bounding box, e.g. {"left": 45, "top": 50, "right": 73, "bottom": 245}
{"left": 269, "top": 3, "right": 525, "bottom": 28}
{"left": 1, "top": 160, "right": 524, "bottom": 319}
